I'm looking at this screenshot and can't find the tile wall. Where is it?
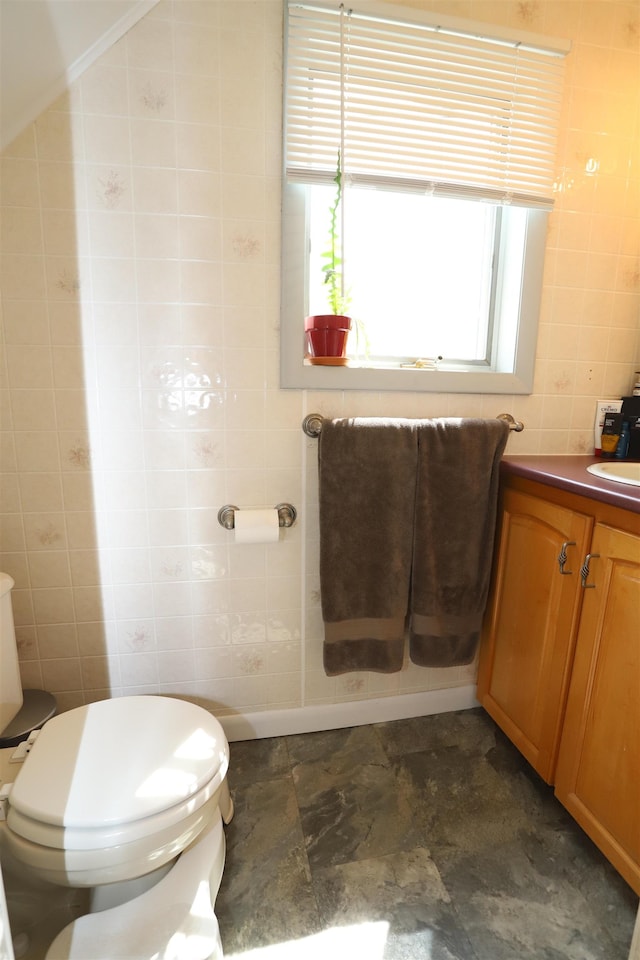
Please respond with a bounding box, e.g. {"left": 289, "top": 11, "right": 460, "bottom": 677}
{"left": 0, "top": 0, "right": 638, "bottom": 724}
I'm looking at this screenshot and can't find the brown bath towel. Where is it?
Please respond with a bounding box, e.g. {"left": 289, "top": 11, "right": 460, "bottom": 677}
{"left": 409, "top": 418, "right": 509, "bottom": 667}
{"left": 319, "top": 418, "right": 418, "bottom": 675}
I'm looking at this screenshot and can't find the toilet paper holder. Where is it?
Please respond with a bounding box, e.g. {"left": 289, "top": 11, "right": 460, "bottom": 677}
{"left": 217, "top": 503, "right": 297, "bottom": 531}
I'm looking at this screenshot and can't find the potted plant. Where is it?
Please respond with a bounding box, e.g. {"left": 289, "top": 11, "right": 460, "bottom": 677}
{"left": 305, "top": 152, "right": 352, "bottom": 365}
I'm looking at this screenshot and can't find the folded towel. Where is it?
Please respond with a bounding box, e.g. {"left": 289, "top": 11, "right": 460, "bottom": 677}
{"left": 409, "top": 418, "right": 509, "bottom": 667}
{"left": 319, "top": 418, "right": 418, "bottom": 675}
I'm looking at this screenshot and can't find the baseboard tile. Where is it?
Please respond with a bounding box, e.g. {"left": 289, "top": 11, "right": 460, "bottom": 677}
{"left": 219, "top": 685, "right": 479, "bottom": 742}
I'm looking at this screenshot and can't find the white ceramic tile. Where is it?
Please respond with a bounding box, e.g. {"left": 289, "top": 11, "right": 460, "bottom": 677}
{"left": 31, "top": 587, "right": 75, "bottom": 624}
{"left": 174, "top": 74, "right": 220, "bottom": 126}
{"left": 194, "top": 646, "right": 233, "bottom": 679}
{"left": 118, "top": 651, "right": 159, "bottom": 686}
{"left": 75, "top": 620, "right": 109, "bottom": 656}
{"left": 149, "top": 545, "right": 190, "bottom": 581}
{"left": 1, "top": 207, "right": 43, "bottom": 255}
{"left": 155, "top": 616, "right": 193, "bottom": 650}
{"left": 179, "top": 216, "right": 222, "bottom": 262}
{"left": 46, "top": 259, "right": 88, "bottom": 308}
{"left": 190, "top": 580, "right": 230, "bottom": 616}
{"left": 266, "top": 672, "right": 301, "bottom": 707}
{"left": 108, "top": 547, "right": 150, "bottom": 585}
{"left": 11, "top": 390, "right": 57, "bottom": 430}
{"left": 38, "top": 622, "right": 79, "bottom": 659}
{"left": 49, "top": 302, "right": 84, "bottom": 345}
{"left": 152, "top": 580, "right": 193, "bottom": 617}
{"left": 131, "top": 119, "right": 176, "bottom": 167}
{"left": 73, "top": 585, "right": 106, "bottom": 622}
{"left": 137, "top": 257, "right": 181, "bottom": 303}
{"left": 158, "top": 648, "right": 195, "bottom": 682}
{"left": 81, "top": 655, "right": 121, "bottom": 690}
{"left": 84, "top": 115, "right": 131, "bottom": 164}
{"left": 175, "top": 123, "right": 220, "bottom": 171}
{"left": 126, "top": 16, "right": 174, "bottom": 70}
{"left": 220, "top": 127, "right": 265, "bottom": 176}
{"left": 2, "top": 301, "right": 49, "bottom": 344}
{"left": 1, "top": 255, "right": 47, "bottom": 300}
{"left": 135, "top": 213, "right": 180, "bottom": 259}
{"left": 116, "top": 619, "right": 156, "bottom": 653}
{"left": 81, "top": 64, "right": 129, "bottom": 115}
{"left": 112, "top": 582, "right": 154, "bottom": 621}
{"left": 0, "top": 158, "right": 40, "bottom": 207}
{"left": 174, "top": 22, "right": 220, "bottom": 76}
{"left": 28, "top": 551, "right": 71, "bottom": 588}
{"left": 64, "top": 512, "right": 100, "bottom": 551}
{"left": 185, "top": 469, "right": 226, "bottom": 508}
{"left": 128, "top": 69, "right": 176, "bottom": 120}
{"left": 39, "top": 161, "right": 85, "bottom": 211}
{"left": 0, "top": 473, "right": 20, "bottom": 513}
{"left": 19, "top": 473, "right": 63, "bottom": 513}
{"left": 68, "top": 549, "right": 102, "bottom": 587}
{"left": 132, "top": 167, "right": 177, "bottom": 214}
{"left": 14, "top": 432, "right": 61, "bottom": 472}
{"left": 187, "top": 431, "right": 225, "bottom": 468}
{"left": 40, "top": 657, "right": 82, "bottom": 692}
{"left": 101, "top": 430, "right": 146, "bottom": 470}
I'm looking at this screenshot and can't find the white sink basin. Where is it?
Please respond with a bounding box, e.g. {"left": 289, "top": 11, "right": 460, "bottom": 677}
{"left": 587, "top": 461, "right": 640, "bottom": 487}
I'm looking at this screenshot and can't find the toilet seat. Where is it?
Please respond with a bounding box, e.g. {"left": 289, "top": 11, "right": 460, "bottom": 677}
{"left": 5, "top": 696, "right": 229, "bottom": 887}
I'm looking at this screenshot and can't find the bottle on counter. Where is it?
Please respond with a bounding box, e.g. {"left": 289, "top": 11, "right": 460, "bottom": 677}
{"left": 615, "top": 421, "right": 631, "bottom": 459}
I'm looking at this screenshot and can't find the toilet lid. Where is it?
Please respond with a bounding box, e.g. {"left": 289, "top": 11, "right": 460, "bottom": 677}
{"left": 10, "top": 696, "right": 228, "bottom": 830}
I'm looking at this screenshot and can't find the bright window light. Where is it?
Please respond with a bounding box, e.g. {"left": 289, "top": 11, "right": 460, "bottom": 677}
{"left": 225, "top": 921, "right": 390, "bottom": 959}
{"left": 136, "top": 768, "right": 198, "bottom": 798}
{"left": 174, "top": 729, "right": 217, "bottom": 761}
{"left": 308, "top": 185, "right": 496, "bottom": 362}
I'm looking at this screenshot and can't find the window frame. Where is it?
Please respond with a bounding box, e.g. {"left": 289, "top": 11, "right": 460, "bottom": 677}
{"left": 280, "top": 179, "right": 549, "bottom": 394}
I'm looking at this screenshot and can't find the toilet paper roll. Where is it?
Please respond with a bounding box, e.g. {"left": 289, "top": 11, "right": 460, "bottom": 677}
{"left": 233, "top": 508, "right": 280, "bottom": 544}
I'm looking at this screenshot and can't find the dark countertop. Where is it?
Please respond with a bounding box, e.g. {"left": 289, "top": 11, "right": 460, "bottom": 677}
{"left": 502, "top": 456, "right": 640, "bottom": 514}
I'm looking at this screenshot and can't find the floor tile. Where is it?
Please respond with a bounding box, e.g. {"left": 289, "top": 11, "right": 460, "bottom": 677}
{"left": 288, "top": 725, "right": 424, "bottom": 869}
{"left": 374, "top": 708, "right": 496, "bottom": 759}
{"left": 227, "top": 736, "right": 291, "bottom": 788}
{"left": 312, "top": 848, "right": 478, "bottom": 960}
{"left": 216, "top": 777, "right": 321, "bottom": 954}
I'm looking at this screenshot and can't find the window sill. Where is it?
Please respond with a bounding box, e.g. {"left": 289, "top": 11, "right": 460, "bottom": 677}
{"left": 280, "top": 355, "right": 534, "bottom": 394}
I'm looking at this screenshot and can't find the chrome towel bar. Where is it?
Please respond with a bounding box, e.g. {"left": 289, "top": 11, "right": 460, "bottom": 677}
{"left": 302, "top": 412, "right": 524, "bottom": 438}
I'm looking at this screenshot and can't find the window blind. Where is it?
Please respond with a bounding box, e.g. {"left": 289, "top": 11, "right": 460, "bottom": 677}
{"left": 284, "top": 1, "right": 569, "bottom": 208}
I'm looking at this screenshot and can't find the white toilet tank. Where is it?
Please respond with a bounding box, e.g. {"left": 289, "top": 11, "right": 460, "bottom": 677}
{"left": 0, "top": 572, "right": 23, "bottom": 733}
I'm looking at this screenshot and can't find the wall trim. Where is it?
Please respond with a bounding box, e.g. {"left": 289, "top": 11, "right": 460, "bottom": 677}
{"left": 1, "top": 0, "right": 159, "bottom": 151}
{"left": 219, "top": 685, "right": 479, "bottom": 742}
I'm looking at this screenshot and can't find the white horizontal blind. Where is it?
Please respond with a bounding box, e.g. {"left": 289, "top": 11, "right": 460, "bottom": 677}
{"left": 285, "top": 1, "right": 568, "bottom": 208}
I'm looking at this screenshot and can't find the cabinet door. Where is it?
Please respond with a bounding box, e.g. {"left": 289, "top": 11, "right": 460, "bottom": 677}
{"left": 555, "top": 523, "right": 640, "bottom": 895}
{"left": 478, "top": 489, "right": 593, "bottom": 783}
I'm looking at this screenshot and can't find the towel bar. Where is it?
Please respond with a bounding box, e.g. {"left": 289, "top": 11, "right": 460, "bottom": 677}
{"left": 302, "top": 412, "right": 524, "bottom": 437}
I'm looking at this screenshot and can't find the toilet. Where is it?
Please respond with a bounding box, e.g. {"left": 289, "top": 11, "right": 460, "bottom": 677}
{"left": 0, "top": 572, "right": 233, "bottom": 960}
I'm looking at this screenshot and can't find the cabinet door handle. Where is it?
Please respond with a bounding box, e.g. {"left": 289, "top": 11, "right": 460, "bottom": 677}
{"left": 558, "top": 540, "right": 576, "bottom": 575}
{"left": 580, "top": 553, "right": 600, "bottom": 589}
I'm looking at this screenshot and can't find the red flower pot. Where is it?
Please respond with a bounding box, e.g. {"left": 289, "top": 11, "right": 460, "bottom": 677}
{"left": 305, "top": 315, "right": 352, "bottom": 360}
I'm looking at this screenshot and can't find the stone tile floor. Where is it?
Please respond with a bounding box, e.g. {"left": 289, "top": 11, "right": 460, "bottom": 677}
{"left": 216, "top": 708, "right": 638, "bottom": 960}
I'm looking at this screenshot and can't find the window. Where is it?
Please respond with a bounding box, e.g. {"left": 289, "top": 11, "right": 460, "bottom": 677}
{"left": 280, "top": 0, "right": 569, "bottom": 393}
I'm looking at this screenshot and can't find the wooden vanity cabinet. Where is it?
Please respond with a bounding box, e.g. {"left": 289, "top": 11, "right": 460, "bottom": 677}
{"left": 478, "top": 474, "right": 640, "bottom": 895}
{"left": 554, "top": 521, "right": 640, "bottom": 895}
{"left": 477, "top": 485, "right": 593, "bottom": 783}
